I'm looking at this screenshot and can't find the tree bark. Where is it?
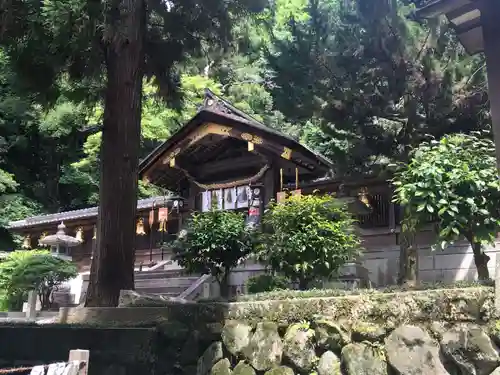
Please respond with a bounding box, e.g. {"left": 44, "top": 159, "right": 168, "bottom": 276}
{"left": 85, "top": 0, "right": 145, "bottom": 307}
{"left": 398, "top": 227, "right": 418, "bottom": 286}
{"left": 298, "top": 277, "right": 309, "bottom": 291}
{"left": 218, "top": 271, "right": 231, "bottom": 299}
{"left": 471, "top": 241, "right": 490, "bottom": 281}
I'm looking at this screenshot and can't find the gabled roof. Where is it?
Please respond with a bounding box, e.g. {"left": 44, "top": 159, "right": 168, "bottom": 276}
{"left": 139, "top": 89, "right": 334, "bottom": 182}
{"left": 8, "top": 195, "right": 181, "bottom": 231}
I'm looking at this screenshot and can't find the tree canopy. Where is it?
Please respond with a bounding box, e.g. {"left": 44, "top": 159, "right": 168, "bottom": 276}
{"left": 0, "top": 0, "right": 492, "bottom": 295}
{"left": 393, "top": 132, "right": 500, "bottom": 280}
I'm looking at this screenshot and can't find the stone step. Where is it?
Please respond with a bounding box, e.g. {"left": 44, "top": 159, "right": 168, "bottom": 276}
{"left": 134, "top": 287, "right": 183, "bottom": 296}
{"left": 135, "top": 277, "right": 198, "bottom": 287}
{"left": 134, "top": 269, "right": 188, "bottom": 279}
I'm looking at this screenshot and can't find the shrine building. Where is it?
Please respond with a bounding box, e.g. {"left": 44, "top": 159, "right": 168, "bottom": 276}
{"left": 7, "top": 90, "right": 497, "bottom": 303}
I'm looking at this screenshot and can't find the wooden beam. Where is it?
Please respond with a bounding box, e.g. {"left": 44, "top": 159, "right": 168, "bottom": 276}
{"left": 193, "top": 156, "right": 263, "bottom": 178}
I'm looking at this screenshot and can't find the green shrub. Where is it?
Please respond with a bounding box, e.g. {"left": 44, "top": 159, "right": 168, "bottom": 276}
{"left": 0, "top": 250, "right": 77, "bottom": 310}
{"left": 259, "top": 194, "right": 361, "bottom": 289}
{"left": 235, "top": 279, "right": 493, "bottom": 302}
{"left": 170, "top": 210, "right": 257, "bottom": 298}
{"left": 246, "top": 274, "right": 290, "bottom": 294}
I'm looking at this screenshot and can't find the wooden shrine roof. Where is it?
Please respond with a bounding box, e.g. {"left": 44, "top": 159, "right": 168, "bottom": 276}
{"left": 139, "top": 90, "right": 335, "bottom": 190}
{"left": 8, "top": 195, "right": 181, "bottom": 231}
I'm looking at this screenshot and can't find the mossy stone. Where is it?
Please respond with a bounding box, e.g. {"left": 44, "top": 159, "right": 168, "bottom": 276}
{"left": 222, "top": 320, "right": 252, "bottom": 356}
{"left": 314, "top": 320, "right": 350, "bottom": 352}
{"left": 317, "top": 351, "right": 341, "bottom": 375}
{"left": 243, "top": 322, "right": 283, "bottom": 371}
{"left": 264, "top": 366, "right": 294, "bottom": 375}
{"left": 351, "top": 322, "right": 386, "bottom": 343}
{"left": 233, "top": 361, "right": 256, "bottom": 375}
{"left": 283, "top": 323, "right": 317, "bottom": 372}
{"left": 197, "top": 341, "right": 224, "bottom": 375}
{"left": 210, "top": 359, "right": 232, "bottom": 375}
{"left": 341, "top": 343, "right": 387, "bottom": 375}
{"left": 441, "top": 324, "right": 500, "bottom": 375}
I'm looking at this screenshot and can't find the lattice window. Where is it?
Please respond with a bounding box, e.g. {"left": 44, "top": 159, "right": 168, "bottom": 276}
{"left": 356, "top": 193, "right": 390, "bottom": 228}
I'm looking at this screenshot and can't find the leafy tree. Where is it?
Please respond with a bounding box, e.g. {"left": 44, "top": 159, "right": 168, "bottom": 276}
{"left": 393, "top": 132, "right": 500, "bottom": 280}
{"left": 0, "top": 250, "right": 78, "bottom": 310}
{"left": 267, "top": 0, "right": 488, "bottom": 175}
{"left": 260, "top": 194, "right": 361, "bottom": 289}
{"left": 0, "top": 0, "right": 265, "bottom": 306}
{"left": 171, "top": 210, "right": 256, "bottom": 298}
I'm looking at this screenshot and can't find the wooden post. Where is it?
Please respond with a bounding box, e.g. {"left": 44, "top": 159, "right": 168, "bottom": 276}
{"left": 68, "top": 349, "right": 90, "bottom": 375}
{"left": 482, "top": 0, "right": 500, "bottom": 315}
{"left": 26, "top": 290, "right": 37, "bottom": 320}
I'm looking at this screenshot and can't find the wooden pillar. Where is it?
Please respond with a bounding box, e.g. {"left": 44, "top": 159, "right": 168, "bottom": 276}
{"left": 263, "top": 165, "right": 278, "bottom": 207}
{"left": 481, "top": 0, "right": 500, "bottom": 313}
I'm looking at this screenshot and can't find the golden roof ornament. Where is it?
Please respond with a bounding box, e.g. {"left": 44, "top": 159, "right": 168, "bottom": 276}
{"left": 38, "top": 232, "right": 48, "bottom": 247}
{"left": 22, "top": 234, "right": 31, "bottom": 249}
{"left": 136, "top": 218, "right": 146, "bottom": 236}
{"left": 358, "top": 187, "right": 371, "bottom": 208}
{"left": 75, "top": 227, "right": 84, "bottom": 243}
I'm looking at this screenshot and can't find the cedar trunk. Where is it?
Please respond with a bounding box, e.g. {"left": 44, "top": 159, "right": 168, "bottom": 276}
{"left": 85, "top": 0, "right": 145, "bottom": 307}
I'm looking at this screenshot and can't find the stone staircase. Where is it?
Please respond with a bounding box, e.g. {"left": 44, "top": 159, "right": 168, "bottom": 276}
{"left": 134, "top": 269, "right": 201, "bottom": 298}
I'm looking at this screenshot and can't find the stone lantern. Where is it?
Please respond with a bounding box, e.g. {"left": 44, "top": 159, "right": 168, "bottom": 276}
{"left": 38, "top": 222, "right": 81, "bottom": 261}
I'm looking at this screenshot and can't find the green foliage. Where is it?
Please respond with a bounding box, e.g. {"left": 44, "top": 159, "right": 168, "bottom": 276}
{"left": 235, "top": 279, "right": 493, "bottom": 302}
{"left": 267, "top": 0, "right": 489, "bottom": 175}
{"left": 393, "top": 132, "right": 500, "bottom": 280}
{"left": 0, "top": 250, "right": 77, "bottom": 310}
{"left": 171, "top": 210, "right": 256, "bottom": 297}
{"left": 393, "top": 132, "right": 500, "bottom": 249}
{"left": 260, "top": 194, "right": 361, "bottom": 289}
{"left": 246, "top": 273, "right": 290, "bottom": 294}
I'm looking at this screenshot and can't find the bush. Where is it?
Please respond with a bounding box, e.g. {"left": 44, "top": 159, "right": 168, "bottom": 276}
{"left": 170, "top": 210, "right": 257, "bottom": 298}
{"left": 235, "top": 279, "right": 494, "bottom": 302}
{"left": 246, "top": 274, "right": 290, "bottom": 294}
{"left": 0, "top": 250, "right": 77, "bottom": 310}
{"left": 259, "top": 193, "right": 361, "bottom": 289}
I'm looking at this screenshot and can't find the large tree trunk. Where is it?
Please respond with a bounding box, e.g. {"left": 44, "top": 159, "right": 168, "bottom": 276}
{"left": 471, "top": 241, "right": 490, "bottom": 281}
{"left": 85, "top": 0, "right": 145, "bottom": 307}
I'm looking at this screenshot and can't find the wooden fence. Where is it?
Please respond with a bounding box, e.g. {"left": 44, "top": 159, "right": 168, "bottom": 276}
{"left": 0, "top": 350, "right": 88, "bottom": 375}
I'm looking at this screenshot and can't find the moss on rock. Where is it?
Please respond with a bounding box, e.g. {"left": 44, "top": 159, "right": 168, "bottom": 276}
{"left": 314, "top": 320, "right": 350, "bottom": 352}
{"left": 351, "top": 322, "right": 386, "bottom": 343}
{"left": 341, "top": 343, "right": 387, "bottom": 375}
{"left": 243, "top": 322, "right": 283, "bottom": 371}
{"left": 263, "top": 366, "right": 294, "bottom": 375}
{"left": 222, "top": 320, "right": 252, "bottom": 357}
{"left": 283, "top": 322, "right": 317, "bottom": 372}
{"left": 317, "top": 351, "right": 341, "bottom": 375}
{"left": 197, "top": 341, "right": 223, "bottom": 375}
{"left": 233, "top": 361, "right": 256, "bottom": 375}
{"left": 210, "top": 359, "right": 232, "bottom": 375}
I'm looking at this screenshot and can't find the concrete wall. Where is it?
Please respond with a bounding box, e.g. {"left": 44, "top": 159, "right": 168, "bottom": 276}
{"left": 228, "top": 227, "right": 500, "bottom": 290}
{"left": 68, "top": 227, "right": 499, "bottom": 300}
{"left": 361, "top": 228, "right": 499, "bottom": 286}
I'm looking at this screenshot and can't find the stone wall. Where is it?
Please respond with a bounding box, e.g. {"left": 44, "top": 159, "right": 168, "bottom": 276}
{"left": 200, "top": 319, "right": 500, "bottom": 375}
{"left": 57, "top": 286, "right": 500, "bottom": 375}
{"left": 64, "top": 287, "right": 495, "bottom": 326}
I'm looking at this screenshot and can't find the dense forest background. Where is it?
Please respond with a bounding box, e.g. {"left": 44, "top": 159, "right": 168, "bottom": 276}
{"left": 0, "top": 0, "right": 490, "bottom": 249}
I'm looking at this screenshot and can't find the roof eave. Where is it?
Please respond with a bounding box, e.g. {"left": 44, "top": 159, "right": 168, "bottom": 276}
{"left": 416, "top": 0, "right": 472, "bottom": 18}
{"left": 139, "top": 109, "right": 335, "bottom": 178}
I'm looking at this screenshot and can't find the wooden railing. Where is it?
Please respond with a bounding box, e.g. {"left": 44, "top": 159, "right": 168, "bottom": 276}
{"left": 0, "top": 349, "right": 89, "bottom": 375}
